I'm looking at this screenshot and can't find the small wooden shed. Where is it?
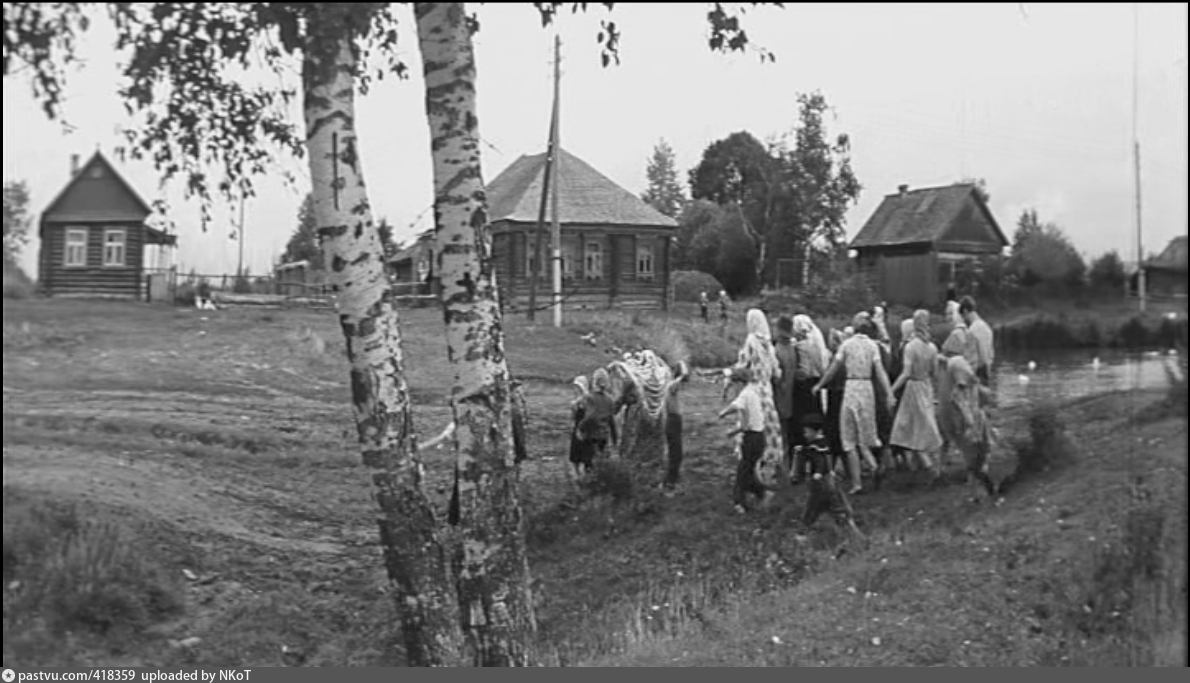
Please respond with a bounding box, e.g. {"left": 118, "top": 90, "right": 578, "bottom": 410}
{"left": 1141, "top": 235, "right": 1188, "bottom": 298}
{"left": 486, "top": 148, "right": 678, "bottom": 311}
{"left": 849, "top": 183, "right": 1008, "bottom": 306}
{"left": 38, "top": 151, "right": 177, "bottom": 300}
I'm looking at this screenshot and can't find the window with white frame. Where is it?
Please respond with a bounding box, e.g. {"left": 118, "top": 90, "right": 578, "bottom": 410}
{"left": 636, "top": 243, "right": 655, "bottom": 280}
{"left": 65, "top": 228, "right": 87, "bottom": 267}
{"left": 103, "top": 229, "right": 126, "bottom": 266}
{"left": 524, "top": 243, "right": 543, "bottom": 281}
{"left": 584, "top": 240, "right": 603, "bottom": 280}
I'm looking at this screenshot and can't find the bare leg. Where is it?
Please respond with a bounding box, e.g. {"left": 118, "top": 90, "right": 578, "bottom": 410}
{"left": 845, "top": 449, "right": 863, "bottom": 493}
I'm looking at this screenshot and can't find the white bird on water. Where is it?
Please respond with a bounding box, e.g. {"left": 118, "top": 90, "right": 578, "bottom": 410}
{"left": 1027, "top": 360, "right": 1037, "bottom": 372}
{"left": 1018, "top": 373, "right": 1031, "bottom": 385}
{"left": 1091, "top": 357, "right": 1101, "bottom": 371}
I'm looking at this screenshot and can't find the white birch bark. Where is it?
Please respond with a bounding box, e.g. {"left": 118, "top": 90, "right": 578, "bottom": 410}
{"left": 301, "top": 14, "right": 462, "bottom": 666}
{"left": 414, "top": 2, "right": 537, "bottom": 667}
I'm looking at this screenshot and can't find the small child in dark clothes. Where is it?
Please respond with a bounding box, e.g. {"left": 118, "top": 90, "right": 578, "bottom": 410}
{"left": 798, "top": 412, "right": 865, "bottom": 538}
{"left": 576, "top": 368, "right": 618, "bottom": 475}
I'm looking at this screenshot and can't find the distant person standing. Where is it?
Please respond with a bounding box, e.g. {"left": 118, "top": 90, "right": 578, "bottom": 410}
{"left": 959, "top": 296, "right": 995, "bottom": 387}
{"left": 718, "top": 290, "right": 730, "bottom": 323}
{"left": 699, "top": 292, "right": 710, "bottom": 323}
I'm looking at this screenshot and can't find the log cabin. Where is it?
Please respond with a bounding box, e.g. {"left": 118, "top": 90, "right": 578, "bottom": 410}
{"left": 485, "top": 148, "right": 679, "bottom": 311}
{"left": 850, "top": 183, "right": 1008, "bottom": 306}
{"left": 38, "top": 151, "right": 177, "bottom": 300}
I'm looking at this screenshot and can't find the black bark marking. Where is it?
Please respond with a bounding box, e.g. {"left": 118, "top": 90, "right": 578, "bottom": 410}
{"left": 332, "top": 132, "right": 341, "bottom": 210}
{"left": 351, "top": 251, "right": 371, "bottom": 266}
{"left": 457, "top": 271, "right": 477, "bottom": 301}
{"left": 332, "top": 254, "right": 348, "bottom": 273}
{"left": 448, "top": 465, "right": 461, "bottom": 526}
{"left": 305, "top": 110, "right": 354, "bottom": 143}
{"left": 341, "top": 134, "right": 359, "bottom": 172}
{"left": 319, "top": 224, "right": 349, "bottom": 240}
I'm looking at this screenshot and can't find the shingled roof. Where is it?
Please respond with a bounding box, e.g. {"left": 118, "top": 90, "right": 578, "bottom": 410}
{"left": 486, "top": 148, "right": 677, "bottom": 228}
{"left": 850, "top": 183, "right": 1007, "bottom": 249}
{"left": 1145, "top": 235, "right": 1188, "bottom": 272}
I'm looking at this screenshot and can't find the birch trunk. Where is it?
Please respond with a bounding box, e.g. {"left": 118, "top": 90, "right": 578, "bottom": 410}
{"left": 301, "top": 16, "right": 463, "bottom": 667}
{"left": 414, "top": 2, "right": 537, "bottom": 667}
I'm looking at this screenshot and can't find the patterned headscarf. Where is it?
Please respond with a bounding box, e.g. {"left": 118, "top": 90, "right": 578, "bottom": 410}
{"left": 739, "top": 308, "right": 778, "bottom": 382}
{"left": 573, "top": 375, "right": 589, "bottom": 396}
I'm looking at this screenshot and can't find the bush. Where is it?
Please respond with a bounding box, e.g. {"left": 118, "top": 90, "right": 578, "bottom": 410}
{"left": 3, "top": 261, "right": 34, "bottom": 299}
{"left": 3, "top": 491, "right": 185, "bottom": 636}
{"left": 672, "top": 270, "right": 725, "bottom": 303}
{"left": 1000, "top": 405, "right": 1077, "bottom": 493}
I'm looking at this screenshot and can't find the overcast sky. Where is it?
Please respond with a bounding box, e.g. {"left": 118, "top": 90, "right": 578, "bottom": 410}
{"left": 4, "top": 2, "right": 1187, "bottom": 279}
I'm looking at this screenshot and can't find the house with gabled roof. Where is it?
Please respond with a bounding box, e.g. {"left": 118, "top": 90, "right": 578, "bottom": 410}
{"left": 849, "top": 182, "right": 1008, "bottom": 306}
{"left": 1140, "top": 235, "right": 1188, "bottom": 298}
{"left": 485, "top": 148, "right": 679, "bottom": 311}
{"left": 38, "top": 151, "right": 177, "bottom": 300}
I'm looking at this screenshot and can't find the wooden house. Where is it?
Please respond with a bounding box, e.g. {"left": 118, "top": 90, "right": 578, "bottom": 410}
{"left": 1140, "top": 235, "right": 1188, "bottom": 298}
{"left": 38, "top": 152, "right": 177, "bottom": 300}
{"left": 485, "top": 148, "right": 678, "bottom": 311}
{"left": 849, "top": 183, "right": 1008, "bottom": 306}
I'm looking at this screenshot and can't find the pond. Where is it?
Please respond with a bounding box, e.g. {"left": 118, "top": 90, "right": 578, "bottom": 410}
{"left": 993, "top": 347, "right": 1184, "bottom": 411}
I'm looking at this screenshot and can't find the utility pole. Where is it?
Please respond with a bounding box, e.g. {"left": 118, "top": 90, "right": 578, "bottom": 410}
{"left": 237, "top": 192, "right": 247, "bottom": 280}
{"left": 1132, "top": 2, "right": 1146, "bottom": 312}
{"left": 527, "top": 115, "right": 555, "bottom": 322}
{"left": 550, "top": 34, "right": 563, "bottom": 328}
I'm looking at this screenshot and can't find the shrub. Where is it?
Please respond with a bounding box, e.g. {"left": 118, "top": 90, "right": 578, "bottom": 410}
{"left": 3, "top": 491, "right": 185, "bottom": 636}
{"left": 2, "top": 261, "right": 34, "bottom": 299}
{"left": 1000, "top": 405, "right": 1076, "bottom": 493}
{"left": 672, "top": 270, "right": 725, "bottom": 303}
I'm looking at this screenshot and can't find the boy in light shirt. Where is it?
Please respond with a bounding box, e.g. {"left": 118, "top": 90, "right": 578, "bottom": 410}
{"left": 718, "top": 366, "right": 769, "bottom": 513}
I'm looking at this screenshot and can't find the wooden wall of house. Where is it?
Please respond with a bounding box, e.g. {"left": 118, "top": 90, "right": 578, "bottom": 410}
{"left": 492, "top": 223, "right": 672, "bottom": 311}
{"left": 39, "top": 223, "right": 145, "bottom": 299}
{"left": 857, "top": 249, "right": 939, "bottom": 307}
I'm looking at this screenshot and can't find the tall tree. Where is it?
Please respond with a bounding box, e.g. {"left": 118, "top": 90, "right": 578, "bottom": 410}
{"left": 688, "top": 92, "right": 861, "bottom": 291}
{"left": 1088, "top": 249, "right": 1126, "bottom": 292}
{"left": 641, "top": 138, "right": 685, "bottom": 219}
{"left": 1009, "top": 208, "right": 1086, "bottom": 288}
{"left": 281, "top": 192, "right": 321, "bottom": 267}
{"left": 3, "top": 179, "right": 31, "bottom": 266}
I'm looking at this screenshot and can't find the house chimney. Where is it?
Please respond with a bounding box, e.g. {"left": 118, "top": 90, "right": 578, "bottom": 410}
{"left": 898, "top": 184, "right": 909, "bottom": 198}
{"left": 70, "top": 154, "right": 80, "bottom": 177}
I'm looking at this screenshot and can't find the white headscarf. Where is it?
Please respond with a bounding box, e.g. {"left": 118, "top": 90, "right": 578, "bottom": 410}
{"left": 739, "top": 308, "right": 778, "bottom": 382}
{"left": 746, "top": 308, "right": 771, "bottom": 342}
{"left": 793, "top": 314, "right": 832, "bottom": 371}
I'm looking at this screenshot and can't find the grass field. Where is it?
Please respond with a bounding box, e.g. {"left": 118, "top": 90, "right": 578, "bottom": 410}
{"left": 2, "top": 298, "right": 1186, "bottom": 667}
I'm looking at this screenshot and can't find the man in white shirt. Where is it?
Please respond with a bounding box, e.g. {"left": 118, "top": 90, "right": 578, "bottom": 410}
{"left": 960, "top": 295, "right": 995, "bottom": 386}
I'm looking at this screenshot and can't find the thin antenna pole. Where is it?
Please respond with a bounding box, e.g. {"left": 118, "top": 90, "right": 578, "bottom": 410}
{"left": 1132, "top": 2, "right": 1146, "bottom": 312}
{"left": 237, "top": 192, "right": 246, "bottom": 279}
{"left": 550, "top": 34, "right": 563, "bottom": 328}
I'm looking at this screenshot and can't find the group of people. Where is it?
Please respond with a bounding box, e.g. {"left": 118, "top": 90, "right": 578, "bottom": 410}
{"left": 563, "top": 293, "right": 999, "bottom": 539}
{"left": 718, "top": 295, "right": 999, "bottom": 534}
{"left": 699, "top": 291, "right": 731, "bottom": 324}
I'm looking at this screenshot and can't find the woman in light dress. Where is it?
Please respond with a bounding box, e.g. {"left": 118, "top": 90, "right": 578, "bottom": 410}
{"left": 813, "top": 312, "right": 893, "bottom": 495}
{"left": 890, "top": 309, "right": 944, "bottom": 482}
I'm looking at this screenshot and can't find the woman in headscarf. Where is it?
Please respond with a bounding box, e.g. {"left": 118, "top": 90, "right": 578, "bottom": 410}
{"left": 569, "top": 375, "right": 592, "bottom": 483}
{"left": 942, "top": 351, "right": 999, "bottom": 498}
{"left": 813, "top": 313, "right": 894, "bottom": 495}
{"left": 729, "top": 308, "right": 785, "bottom": 495}
{"left": 822, "top": 326, "right": 851, "bottom": 473}
{"left": 890, "top": 309, "right": 944, "bottom": 482}
{"left": 790, "top": 314, "right": 830, "bottom": 483}
{"left": 870, "top": 307, "right": 897, "bottom": 485}
{"left": 937, "top": 300, "right": 974, "bottom": 472}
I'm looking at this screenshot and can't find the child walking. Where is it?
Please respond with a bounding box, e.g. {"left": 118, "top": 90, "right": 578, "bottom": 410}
{"left": 797, "top": 412, "right": 865, "bottom": 539}
{"left": 718, "top": 366, "right": 769, "bottom": 513}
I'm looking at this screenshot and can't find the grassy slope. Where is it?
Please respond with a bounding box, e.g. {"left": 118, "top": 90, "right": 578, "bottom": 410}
{"left": 3, "top": 298, "right": 1186, "bottom": 667}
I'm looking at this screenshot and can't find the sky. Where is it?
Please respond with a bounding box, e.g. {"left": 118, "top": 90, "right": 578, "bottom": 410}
{"left": 3, "top": 2, "right": 1188, "bottom": 280}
